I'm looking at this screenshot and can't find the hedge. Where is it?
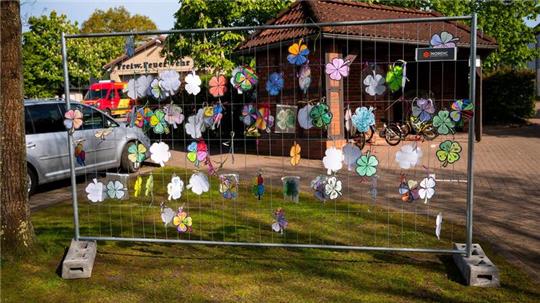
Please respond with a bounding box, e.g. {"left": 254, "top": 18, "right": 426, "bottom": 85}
{"left": 483, "top": 68, "right": 536, "bottom": 123}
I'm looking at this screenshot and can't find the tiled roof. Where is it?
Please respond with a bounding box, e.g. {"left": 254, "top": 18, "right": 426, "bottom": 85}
{"left": 103, "top": 35, "right": 166, "bottom": 70}
{"left": 238, "top": 0, "right": 497, "bottom": 50}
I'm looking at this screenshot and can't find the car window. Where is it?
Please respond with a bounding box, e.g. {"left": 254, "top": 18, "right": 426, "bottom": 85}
{"left": 119, "top": 89, "right": 129, "bottom": 99}
{"left": 24, "top": 107, "right": 34, "bottom": 134}
{"left": 109, "top": 90, "right": 116, "bottom": 100}
{"left": 26, "top": 103, "right": 64, "bottom": 134}
{"left": 84, "top": 89, "right": 107, "bottom": 100}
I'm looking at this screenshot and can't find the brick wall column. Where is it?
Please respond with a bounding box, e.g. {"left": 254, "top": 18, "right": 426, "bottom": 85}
{"left": 325, "top": 52, "right": 346, "bottom": 149}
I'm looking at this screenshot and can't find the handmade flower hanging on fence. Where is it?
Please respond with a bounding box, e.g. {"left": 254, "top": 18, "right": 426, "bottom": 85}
{"left": 324, "top": 176, "right": 342, "bottom": 200}
{"left": 149, "top": 142, "right": 171, "bottom": 167}
{"left": 363, "top": 71, "right": 386, "bottom": 96}
{"left": 106, "top": 180, "right": 126, "bottom": 199}
{"left": 64, "top": 109, "right": 83, "bottom": 134}
{"left": 127, "top": 75, "right": 153, "bottom": 99}
{"left": 185, "top": 109, "right": 205, "bottom": 139}
{"left": 432, "top": 110, "right": 455, "bottom": 135}
{"left": 290, "top": 142, "right": 301, "bottom": 166}
{"left": 351, "top": 106, "right": 375, "bottom": 133}
{"left": 266, "top": 72, "right": 284, "bottom": 96}
{"left": 309, "top": 102, "right": 333, "bottom": 128}
{"left": 186, "top": 140, "right": 208, "bottom": 167}
{"left": 133, "top": 176, "right": 142, "bottom": 197}
{"left": 430, "top": 31, "right": 459, "bottom": 48}
{"left": 412, "top": 98, "right": 436, "bottom": 122}
{"left": 398, "top": 174, "right": 419, "bottom": 202}
{"left": 281, "top": 176, "right": 300, "bottom": 202}
{"left": 145, "top": 174, "right": 153, "bottom": 197}
{"left": 150, "top": 109, "right": 170, "bottom": 134}
{"left": 159, "top": 70, "right": 181, "bottom": 97}
{"left": 252, "top": 170, "right": 264, "bottom": 200}
{"left": 297, "top": 104, "right": 313, "bottom": 129}
{"left": 323, "top": 147, "right": 344, "bottom": 175}
{"left": 187, "top": 172, "right": 210, "bottom": 195}
{"left": 173, "top": 207, "right": 193, "bottom": 233}
{"left": 272, "top": 208, "right": 288, "bottom": 234}
{"left": 325, "top": 57, "right": 351, "bottom": 81}
{"left": 298, "top": 64, "right": 311, "bottom": 94}
{"left": 160, "top": 203, "right": 175, "bottom": 226}
{"left": 395, "top": 143, "right": 422, "bottom": 169}
{"left": 85, "top": 178, "right": 104, "bottom": 203}
{"left": 184, "top": 71, "right": 201, "bottom": 95}
{"left": 287, "top": 39, "right": 309, "bottom": 66}
{"left": 128, "top": 143, "right": 147, "bottom": 165}
{"left": 343, "top": 143, "right": 361, "bottom": 171}
{"left": 311, "top": 175, "right": 329, "bottom": 201}
{"left": 167, "top": 176, "right": 184, "bottom": 200}
{"left": 209, "top": 75, "right": 227, "bottom": 97}
{"left": 75, "top": 141, "right": 86, "bottom": 166}
{"left": 386, "top": 61, "right": 407, "bottom": 93}
{"left": 275, "top": 105, "right": 297, "bottom": 133}
{"left": 163, "top": 104, "right": 184, "bottom": 129}
{"left": 219, "top": 174, "right": 239, "bottom": 199}
{"left": 450, "top": 99, "right": 474, "bottom": 123}
{"left": 436, "top": 140, "right": 462, "bottom": 167}
{"left": 356, "top": 151, "right": 378, "bottom": 177}
{"left": 435, "top": 213, "right": 443, "bottom": 240}
{"left": 231, "top": 66, "right": 258, "bottom": 93}
{"left": 419, "top": 175, "right": 436, "bottom": 204}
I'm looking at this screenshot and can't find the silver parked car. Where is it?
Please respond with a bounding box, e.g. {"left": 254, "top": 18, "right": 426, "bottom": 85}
{"left": 25, "top": 99, "right": 151, "bottom": 194}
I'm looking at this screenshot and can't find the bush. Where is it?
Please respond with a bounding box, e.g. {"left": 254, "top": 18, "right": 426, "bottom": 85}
{"left": 483, "top": 68, "right": 536, "bottom": 123}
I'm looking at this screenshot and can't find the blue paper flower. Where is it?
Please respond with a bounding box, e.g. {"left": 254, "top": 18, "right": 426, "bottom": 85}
{"left": 265, "top": 72, "right": 284, "bottom": 96}
{"left": 351, "top": 106, "right": 375, "bottom": 133}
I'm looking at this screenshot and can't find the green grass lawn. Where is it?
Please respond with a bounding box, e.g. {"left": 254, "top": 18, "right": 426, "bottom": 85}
{"left": 1, "top": 167, "right": 539, "bottom": 302}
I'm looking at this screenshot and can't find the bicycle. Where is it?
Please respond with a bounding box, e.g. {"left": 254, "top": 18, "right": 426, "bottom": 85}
{"left": 379, "top": 116, "right": 437, "bottom": 146}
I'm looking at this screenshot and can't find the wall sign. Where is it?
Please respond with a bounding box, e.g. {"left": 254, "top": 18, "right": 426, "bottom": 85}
{"left": 415, "top": 47, "right": 457, "bottom": 62}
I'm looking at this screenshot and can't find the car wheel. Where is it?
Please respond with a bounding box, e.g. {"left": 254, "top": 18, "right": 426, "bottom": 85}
{"left": 27, "top": 166, "right": 38, "bottom": 196}
{"left": 120, "top": 141, "right": 140, "bottom": 173}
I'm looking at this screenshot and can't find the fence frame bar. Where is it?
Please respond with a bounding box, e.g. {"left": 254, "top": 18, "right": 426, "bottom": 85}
{"left": 61, "top": 14, "right": 477, "bottom": 255}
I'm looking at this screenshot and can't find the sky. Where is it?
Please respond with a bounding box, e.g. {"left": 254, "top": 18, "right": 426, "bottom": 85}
{"left": 20, "top": 0, "right": 540, "bottom": 32}
{"left": 21, "top": 0, "right": 179, "bottom": 31}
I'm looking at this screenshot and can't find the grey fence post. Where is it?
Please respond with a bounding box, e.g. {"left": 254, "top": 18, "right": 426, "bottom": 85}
{"left": 61, "top": 32, "right": 80, "bottom": 241}
{"left": 466, "top": 13, "right": 477, "bottom": 258}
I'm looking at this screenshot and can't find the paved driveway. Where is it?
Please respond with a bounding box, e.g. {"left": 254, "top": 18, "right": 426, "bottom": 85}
{"left": 30, "top": 104, "right": 540, "bottom": 281}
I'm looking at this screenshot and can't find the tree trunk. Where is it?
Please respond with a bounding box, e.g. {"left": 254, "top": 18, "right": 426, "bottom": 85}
{"left": 1, "top": 0, "right": 35, "bottom": 254}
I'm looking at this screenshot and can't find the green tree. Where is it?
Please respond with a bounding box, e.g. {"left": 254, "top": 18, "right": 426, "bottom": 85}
{"left": 368, "top": 0, "right": 540, "bottom": 71}
{"left": 167, "top": 0, "right": 292, "bottom": 71}
{"left": 81, "top": 6, "right": 158, "bottom": 66}
{"left": 22, "top": 12, "right": 103, "bottom": 97}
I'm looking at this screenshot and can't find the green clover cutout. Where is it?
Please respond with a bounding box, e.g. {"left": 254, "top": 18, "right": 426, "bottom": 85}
{"left": 127, "top": 143, "right": 147, "bottom": 164}
{"left": 277, "top": 108, "right": 296, "bottom": 131}
{"left": 432, "top": 110, "right": 455, "bottom": 135}
{"left": 309, "top": 103, "right": 333, "bottom": 128}
{"left": 356, "top": 151, "right": 378, "bottom": 177}
{"left": 150, "top": 109, "right": 170, "bottom": 134}
{"left": 436, "top": 140, "right": 462, "bottom": 167}
{"left": 386, "top": 65, "right": 403, "bottom": 93}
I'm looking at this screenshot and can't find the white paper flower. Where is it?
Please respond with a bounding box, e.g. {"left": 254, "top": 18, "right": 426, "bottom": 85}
{"left": 322, "top": 147, "right": 344, "bottom": 175}
{"left": 395, "top": 144, "right": 423, "bottom": 169}
{"left": 159, "top": 70, "right": 181, "bottom": 97}
{"left": 324, "top": 176, "right": 342, "bottom": 200}
{"left": 85, "top": 178, "right": 104, "bottom": 203}
{"left": 161, "top": 206, "right": 175, "bottom": 226}
{"left": 419, "top": 176, "right": 436, "bottom": 203}
{"left": 185, "top": 108, "right": 205, "bottom": 139}
{"left": 150, "top": 78, "right": 163, "bottom": 99}
{"left": 106, "top": 180, "right": 126, "bottom": 199}
{"left": 149, "top": 142, "right": 171, "bottom": 167}
{"left": 342, "top": 143, "right": 361, "bottom": 171}
{"left": 187, "top": 172, "right": 210, "bottom": 195}
{"left": 297, "top": 104, "right": 313, "bottom": 129}
{"left": 184, "top": 71, "right": 202, "bottom": 95}
{"left": 230, "top": 67, "right": 243, "bottom": 94}
{"left": 127, "top": 75, "right": 153, "bottom": 99}
{"left": 167, "top": 176, "right": 184, "bottom": 200}
{"left": 435, "top": 212, "right": 443, "bottom": 240}
{"left": 363, "top": 71, "right": 386, "bottom": 96}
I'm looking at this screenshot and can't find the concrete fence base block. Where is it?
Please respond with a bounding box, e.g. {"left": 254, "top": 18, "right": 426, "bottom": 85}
{"left": 61, "top": 239, "right": 97, "bottom": 279}
{"left": 452, "top": 243, "right": 500, "bottom": 287}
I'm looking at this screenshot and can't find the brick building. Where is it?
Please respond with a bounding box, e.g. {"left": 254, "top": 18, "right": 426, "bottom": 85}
{"left": 236, "top": 0, "right": 497, "bottom": 158}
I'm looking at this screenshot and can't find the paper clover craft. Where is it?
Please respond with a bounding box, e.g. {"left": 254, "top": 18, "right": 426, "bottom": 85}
{"left": 187, "top": 172, "right": 210, "bottom": 195}
{"left": 342, "top": 143, "right": 362, "bottom": 171}
{"left": 160, "top": 204, "right": 176, "bottom": 226}
{"left": 167, "top": 176, "right": 184, "bottom": 200}
{"left": 184, "top": 71, "right": 202, "bottom": 95}
{"left": 185, "top": 108, "right": 206, "bottom": 139}
{"left": 106, "top": 180, "right": 126, "bottom": 199}
{"left": 149, "top": 142, "right": 171, "bottom": 167}
{"left": 322, "top": 147, "right": 344, "bottom": 175}
{"left": 159, "top": 70, "right": 181, "bottom": 97}
{"left": 363, "top": 71, "right": 386, "bottom": 96}
{"left": 395, "top": 144, "right": 423, "bottom": 169}
{"left": 85, "top": 178, "right": 104, "bottom": 203}
{"left": 297, "top": 104, "right": 313, "bottom": 129}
